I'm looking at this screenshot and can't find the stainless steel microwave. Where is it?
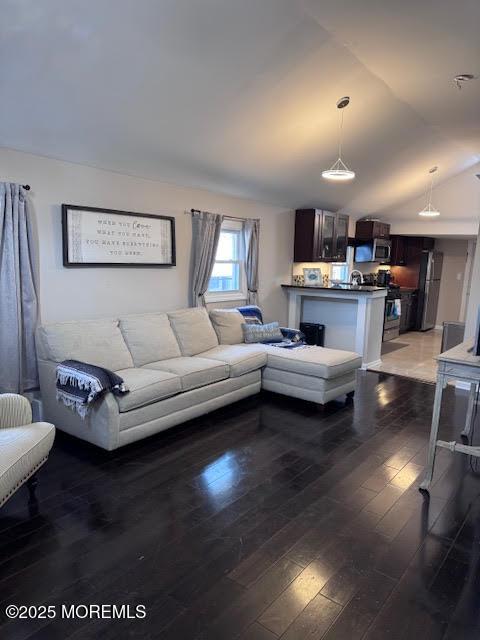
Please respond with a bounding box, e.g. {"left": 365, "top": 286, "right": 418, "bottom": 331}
{"left": 354, "top": 238, "right": 391, "bottom": 263}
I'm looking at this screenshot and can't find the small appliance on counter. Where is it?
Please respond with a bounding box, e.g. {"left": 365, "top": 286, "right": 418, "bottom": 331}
{"left": 362, "top": 273, "right": 376, "bottom": 286}
{"left": 376, "top": 270, "right": 392, "bottom": 287}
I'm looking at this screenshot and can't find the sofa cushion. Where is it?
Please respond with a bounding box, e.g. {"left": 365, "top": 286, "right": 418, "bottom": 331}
{"left": 119, "top": 370, "right": 261, "bottom": 432}
{"left": 119, "top": 313, "right": 181, "bottom": 366}
{"left": 265, "top": 345, "right": 362, "bottom": 379}
{"left": 0, "top": 422, "right": 55, "bottom": 507}
{"left": 167, "top": 308, "right": 219, "bottom": 356}
{"left": 114, "top": 368, "right": 181, "bottom": 412}
{"left": 199, "top": 344, "right": 267, "bottom": 377}
{"left": 143, "top": 357, "right": 229, "bottom": 391}
{"left": 209, "top": 309, "right": 245, "bottom": 345}
{"left": 39, "top": 320, "right": 134, "bottom": 371}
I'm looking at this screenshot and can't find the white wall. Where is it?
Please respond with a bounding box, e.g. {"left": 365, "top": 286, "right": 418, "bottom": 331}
{"left": 0, "top": 147, "right": 294, "bottom": 325}
{"left": 434, "top": 239, "right": 468, "bottom": 326}
{"left": 371, "top": 163, "right": 480, "bottom": 237}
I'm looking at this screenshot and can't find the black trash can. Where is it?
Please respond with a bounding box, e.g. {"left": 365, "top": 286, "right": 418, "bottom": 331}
{"left": 299, "top": 322, "right": 325, "bottom": 347}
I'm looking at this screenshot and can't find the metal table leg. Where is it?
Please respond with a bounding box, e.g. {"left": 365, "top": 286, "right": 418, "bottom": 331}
{"left": 461, "top": 382, "right": 478, "bottom": 438}
{"left": 419, "top": 372, "right": 445, "bottom": 492}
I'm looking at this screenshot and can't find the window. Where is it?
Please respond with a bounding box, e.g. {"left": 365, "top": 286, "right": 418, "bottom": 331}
{"left": 330, "top": 262, "right": 349, "bottom": 283}
{"left": 207, "top": 220, "right": 245, "bottom": 300}
{"left": 330, "top": 246, "right": 353, "bottom": 283}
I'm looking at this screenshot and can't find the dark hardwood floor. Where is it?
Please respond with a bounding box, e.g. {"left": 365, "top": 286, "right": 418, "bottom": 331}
{"left": 1, "top": 371, "right": 480, "bottom": 639}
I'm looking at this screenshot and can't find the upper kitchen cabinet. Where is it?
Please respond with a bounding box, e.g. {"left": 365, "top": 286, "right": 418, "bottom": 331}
{"left": 355, "top": 220, "right": 390, "bottom": 240}
{"left": 390, "top": 235, "right": 408, "bottom": 266}
{"left": 334, "top": 214, "right": 349, "bottom": 262}
{"left": 390, "top": 235, "right": 436, "bottom": 266}
{"left": 294, "top": 209, "right": 322, "bottom": 262}
{"left": 319, "top": 210, "right": 336, "bottom": 260}
{"left": 294, "top": 209, "right": 349, "bottom": 262}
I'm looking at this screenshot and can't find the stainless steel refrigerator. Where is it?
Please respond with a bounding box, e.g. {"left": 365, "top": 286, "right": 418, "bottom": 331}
{"left": 417, "top": 251, "right": 443, "bottom": 331}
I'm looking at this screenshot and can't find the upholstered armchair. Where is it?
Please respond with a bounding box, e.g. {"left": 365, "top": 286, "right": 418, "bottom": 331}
{"left": 0, "top": 394, "right": 55, "bottom": 507}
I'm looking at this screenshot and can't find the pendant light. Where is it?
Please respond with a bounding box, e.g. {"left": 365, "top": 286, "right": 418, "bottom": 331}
{"left": 418, "top": 166, "right": 440, "bottom": 217}
{"left": 322, "top": 96, "right": 356, "bottom": 181}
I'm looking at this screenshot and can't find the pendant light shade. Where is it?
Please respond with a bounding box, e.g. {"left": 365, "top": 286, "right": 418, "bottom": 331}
{"left": 418, "top": 203, "right": 441, "bottom": 217}
{"left": 321, "top": 158, "right": 355, "bottom": 181}
{"left": 322, "top": 96, "right": 356, "bottom": 182}
{"left": 418, "top": 166, "right": 440, "bottom": 217}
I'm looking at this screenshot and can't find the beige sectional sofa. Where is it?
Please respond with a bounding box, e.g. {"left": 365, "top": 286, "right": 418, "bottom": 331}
{"left": 36, "top": 307, "right": 361, "bottom": 450}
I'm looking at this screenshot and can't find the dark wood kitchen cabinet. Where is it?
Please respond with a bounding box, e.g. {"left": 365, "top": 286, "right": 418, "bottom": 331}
{"left": 334, "top": 214, "right": 349, "bottom": 262}
{"left": 294, "top": 209, "right": 322, "bottom": 262}
{"left": 319, "top": 211, "right": 336, "bottom": 260}
{"left": 390, "top": 235, "right": 436, "bottom": 267}
{"left": 399, "top": 290, "right": 418, "bottom": 333}
{"left": 355, "top": 220, "right": 390, "bottom": 240}
{"left": 390, "top": 235, "right": 408, "bottom": 266}
{"left": 294, "top": 209, "right": 349, "bottom": 262}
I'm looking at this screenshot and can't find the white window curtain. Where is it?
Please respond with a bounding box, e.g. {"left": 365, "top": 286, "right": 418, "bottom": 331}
{"left": 0, "top": 183, "right": 39, "bottom": 392}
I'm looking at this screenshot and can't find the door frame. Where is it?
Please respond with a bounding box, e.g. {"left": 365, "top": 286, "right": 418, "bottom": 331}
{"left": 459, "top": 240, "right": 476, "bottom": 322}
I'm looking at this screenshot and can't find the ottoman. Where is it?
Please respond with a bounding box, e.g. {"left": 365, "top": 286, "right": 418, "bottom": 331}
{"left": 262, "top": 345, "right": 362, "bottom": 405}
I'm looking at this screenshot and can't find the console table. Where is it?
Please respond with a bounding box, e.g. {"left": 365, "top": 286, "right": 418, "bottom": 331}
{"left": 420, "top": 340, "right": 480, "bottom": 492}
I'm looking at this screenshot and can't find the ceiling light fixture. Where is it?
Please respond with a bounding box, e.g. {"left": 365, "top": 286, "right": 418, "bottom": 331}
{"left": 418, "top": 166, "right": 440, "bottom": 217}
{"left": 322, "top": 96, "right": 355, "bottom": 182}
{"left": 453, "top": 73, "right": 476, "bottom": 89}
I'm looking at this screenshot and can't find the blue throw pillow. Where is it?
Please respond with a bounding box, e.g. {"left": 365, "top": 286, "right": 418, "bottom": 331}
{"left": 242, "top": 322, "right": 284, "bottom": 344}
{"left": 237, "top": 305, "right": 263, "bottom": 325}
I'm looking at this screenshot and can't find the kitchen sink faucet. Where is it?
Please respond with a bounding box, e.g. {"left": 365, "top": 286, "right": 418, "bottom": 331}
{"left": 350, "top": 270, "right": 364, "bottom": 285}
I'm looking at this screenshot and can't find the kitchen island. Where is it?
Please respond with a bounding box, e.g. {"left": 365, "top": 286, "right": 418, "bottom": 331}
{"left": 282, "top": 284, "right": 387, "bottom": 369}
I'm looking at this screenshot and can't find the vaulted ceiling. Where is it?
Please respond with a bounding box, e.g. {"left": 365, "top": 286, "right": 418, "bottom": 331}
{"left": 1, "top": 0, "right": 479, "bottom": 216}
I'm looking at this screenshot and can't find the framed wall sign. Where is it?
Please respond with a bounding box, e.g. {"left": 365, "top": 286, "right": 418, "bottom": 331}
{"left": 62, "top": 205, "right": 176, "bottom": 267}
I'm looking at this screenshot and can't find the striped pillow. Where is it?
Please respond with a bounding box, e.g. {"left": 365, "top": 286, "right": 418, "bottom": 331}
{"left": 242, "top": 322, "right": 284, "bottom": 344}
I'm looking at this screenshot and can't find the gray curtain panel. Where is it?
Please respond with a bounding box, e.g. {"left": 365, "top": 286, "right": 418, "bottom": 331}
{"left": 244, "top": 218, "right": 260, "bottom": 305}
{"left": 189, "top": 210, "right": 224, "bottom": 307}
{"left": 0, "top": 183, "right": 39, "bottom": 393}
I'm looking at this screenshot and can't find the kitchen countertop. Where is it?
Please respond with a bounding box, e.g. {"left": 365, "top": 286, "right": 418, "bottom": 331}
{"left": 282, "top": 283, "right": 386, "bottom": 292}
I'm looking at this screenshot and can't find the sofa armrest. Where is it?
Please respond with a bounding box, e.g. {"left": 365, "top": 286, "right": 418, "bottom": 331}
{"left": 0, "top": 394, "right": 33, "bottom": 428}
{"left": 37, "top": 359, "right": 120, "bottom": 450}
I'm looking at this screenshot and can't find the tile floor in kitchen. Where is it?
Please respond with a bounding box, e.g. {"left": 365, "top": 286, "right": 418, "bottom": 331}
{"left": 368, "top": 329, "right": 442, "bottom": 383}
